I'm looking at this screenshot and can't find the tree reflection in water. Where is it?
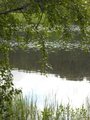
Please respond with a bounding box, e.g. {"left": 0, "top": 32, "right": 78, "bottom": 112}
{"left": 9, "top": 48, "right": 90, "bottom": 81}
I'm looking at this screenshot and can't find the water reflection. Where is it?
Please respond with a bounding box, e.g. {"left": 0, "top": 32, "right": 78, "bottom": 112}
{"left": 12, "top": 70, "right": 90, "bottom": 109}
{"left": 10, "top": 49, "right": 90, "bottom": 80}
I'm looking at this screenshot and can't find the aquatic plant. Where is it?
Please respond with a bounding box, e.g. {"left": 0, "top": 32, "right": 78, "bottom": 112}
{"left": 0, "top": 94, "right": 90, "bottom": 120}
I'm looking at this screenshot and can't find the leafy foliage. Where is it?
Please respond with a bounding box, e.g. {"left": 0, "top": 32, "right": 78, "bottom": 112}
{"left": 0, "top": 94, "right": 90, "bottom": 120}
{"left": 0, "top": 0, "right": 89, "bottom": 44}
{"left": 0, "top": 0, "right": 90, "bottom": 118}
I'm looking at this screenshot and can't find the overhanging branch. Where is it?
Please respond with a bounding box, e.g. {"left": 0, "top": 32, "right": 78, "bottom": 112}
{"left": 0, "top": 3, "right": 30, "bottom": 15}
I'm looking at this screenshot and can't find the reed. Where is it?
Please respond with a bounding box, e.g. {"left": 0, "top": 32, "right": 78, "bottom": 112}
{"left": 0, "top": 94, "right": 90, "bottom": 120}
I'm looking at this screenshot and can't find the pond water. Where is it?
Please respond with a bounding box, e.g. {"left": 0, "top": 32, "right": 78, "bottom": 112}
{"left": 12, "top": 70, "right": 90, "bottom": 109}
{"left": 10, "top": 48, "right": 90, "bottom": 108}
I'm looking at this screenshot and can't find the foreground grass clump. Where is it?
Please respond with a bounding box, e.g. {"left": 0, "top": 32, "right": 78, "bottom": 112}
{"left": 0, "top": 95, "right": 90, "bottom": 120}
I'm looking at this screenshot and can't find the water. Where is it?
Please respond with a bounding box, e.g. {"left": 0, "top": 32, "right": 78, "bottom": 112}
{"left": 10, "top": 48, "right": 90, "bottom": 80}
{"left": 12, "top": 70, "right": 90, "bottom": 109}
{"left": 10, "top": 48, "right": 90, "bottom": 108}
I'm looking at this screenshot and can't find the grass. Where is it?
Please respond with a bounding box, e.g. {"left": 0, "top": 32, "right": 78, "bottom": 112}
{"left": 0, "top": 94, "right": 90, "bottom": 120}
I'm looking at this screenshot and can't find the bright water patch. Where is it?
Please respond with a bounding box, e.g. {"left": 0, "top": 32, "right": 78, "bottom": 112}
{"left": 12, "top": 70, "right": 90, "bottom": 109}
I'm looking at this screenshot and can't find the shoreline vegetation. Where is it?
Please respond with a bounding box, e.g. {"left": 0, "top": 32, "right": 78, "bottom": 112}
{"left": 0, "top": 1, "right": 90, "bottom": 120}
{"left": 1, "top": 94, "right": 90, "bottom": 120}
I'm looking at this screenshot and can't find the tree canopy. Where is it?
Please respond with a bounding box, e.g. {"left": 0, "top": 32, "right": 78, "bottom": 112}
{"left": 0, "top": 0, "right": 89, "bottom": 71}
{"left": 0, "top": 0, "right": 89, "bottom": 47}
